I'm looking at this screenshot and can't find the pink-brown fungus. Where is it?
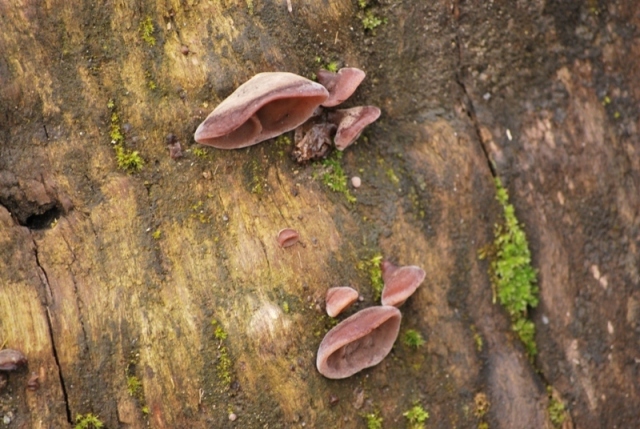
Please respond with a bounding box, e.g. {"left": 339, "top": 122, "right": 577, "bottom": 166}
{"left": 316, "top": 306, "right": 401, "bottom": 379}
{"left": 194, "top": 72, "right": 329, "bottom": 149}
{"left": 380, "top": 260, "right": 426, "bottom": 307}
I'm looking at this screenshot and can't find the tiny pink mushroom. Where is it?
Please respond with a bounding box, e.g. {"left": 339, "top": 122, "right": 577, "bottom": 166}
{"left": 351, "top": 176, "right": 361, "bottom": 188}
{"left": 277, "top": 228, "right": 299, "bottom": 248}
{"left": 380, "top": 260, "right": 426, "bottom": 307}
{"left": 328, "top": 106, "right": 381, "bottom": 151}
{"left": 317, "top": 67, "right": 366, "bottom": 107}
{"left": 325, "top": 286, "right": 359, "bottom": 317}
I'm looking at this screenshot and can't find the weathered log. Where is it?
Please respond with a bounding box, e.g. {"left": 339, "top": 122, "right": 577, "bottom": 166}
{"left": 1, "top": 0, "right": 638, "bottom": 428}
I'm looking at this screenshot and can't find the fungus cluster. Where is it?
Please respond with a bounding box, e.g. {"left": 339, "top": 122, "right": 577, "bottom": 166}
{"left": 194, "top": 68, "right": 380, "bottom": 162}
{"left": 316, "top": 259, "right": 425, "bottom": 379}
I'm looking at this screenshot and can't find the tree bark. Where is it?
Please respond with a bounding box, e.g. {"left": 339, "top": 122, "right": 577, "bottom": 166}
{"left": 1, "top": 0, "right": 638, "bottom": 428}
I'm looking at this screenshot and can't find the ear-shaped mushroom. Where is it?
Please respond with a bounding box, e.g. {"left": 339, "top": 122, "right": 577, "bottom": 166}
{"left": 328, "top": 106, "right": 381, "bottom": 150}
{"left": 380, "top": 260, "right": 426, "bottom": 307}
{"left": 317, "top": 67, "right": 366, "bottom": 107}
{"left": 325, "top": 286, "right": 359, "bottom": 317}
{"left": 0, "top": 349, "right": 27, "bottom": 371}
{"left": 194, "top": 72, "right": 329, "bottom": 149}
{"left": 277, "top": 228, "right": 299, "bottom": 248}
{"left": 316, "top": 306, "right": 401, "bottom": 379}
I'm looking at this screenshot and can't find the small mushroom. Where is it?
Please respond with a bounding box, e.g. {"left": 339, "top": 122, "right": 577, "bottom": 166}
{"left": 26, "top": 371, "right": 39, "bottom": 391}
{"left": 325, "top": 286, "right": 359, "bottom": 318}
{"left": 316, "top": 67, "right": 366, "bottom": 107}
{"left": 277, "top": 228, "right": 299, "bottom": 248}
{"left": 0, "top": 349, "right": 27, "bottom": 371}
{"left": 194, "top": 72, "right": 329, "bottom": 149}
{"left": 328, "top": 106, "right": 381, "bottom": 150}
{"left": 380, "top": 260, "right": 426, "bottom": 307}
{"left": 316, "top": 306, "right": 402, "bottom": 379}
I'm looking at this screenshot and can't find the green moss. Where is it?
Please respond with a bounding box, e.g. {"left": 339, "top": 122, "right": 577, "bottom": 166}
{"left": 357, "top": 254, "right": 383, "bottom": 300}
{"left": 152, "top": 229, "right": 161, "bottom": 240}
{"left": 480, "top": 178, "right": 538, "bottom": 359}
{"left": 127, "top": 375, "right": 143, "bottom": 398}
{"left": 324, "top": 61, "right": 339, "bottom": 73}
{"left": 358, "top": 0, "right": 369, "bottom": 8}
{"left": 320, "top": 151, "right": 356, "bottom": 203}
{"left": 364, "top": 411, "right": 383, "bottom": 429}
{"left": 108, "top": 101, "right": 144, "bottom": 173}
{"left": 139, "top": 17, "right": 156, "bottom": 46}
{"left": 362, "top": 10, "right": 386, "bottom": 31}
{"left": 385, "top": 168, "right": 400, "bottom": 186}
{"left": 212, "top": 320, "right": 233, "bottom": 387}
{"left": 547, "top": 387, "right": 566, "bottom": 427}
{"left": 403, "top": 329, "right": 425, "bottom": 349}
{"left": 115, "top": 146, "right": 145, "bottom": 173}
{"left": 478, "top": 423, "right": 489, "bottom": 429}
{"left": 192, "top": 147, "right": 209, "bottom": 158}
{"left": 74, "top": 414, "right": 103, "bottom": 429}
{"left": 403, "top": 404, "right": 429, "bottom": 429}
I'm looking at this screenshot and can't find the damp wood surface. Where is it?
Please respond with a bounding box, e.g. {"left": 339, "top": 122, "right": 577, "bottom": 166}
{"left": 1, "top": 1, "right": 639, "bottom": 428}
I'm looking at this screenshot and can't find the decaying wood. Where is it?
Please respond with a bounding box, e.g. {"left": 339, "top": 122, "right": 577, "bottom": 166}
{"left": 1, "top": 0, "right": 639, "bottom": 428}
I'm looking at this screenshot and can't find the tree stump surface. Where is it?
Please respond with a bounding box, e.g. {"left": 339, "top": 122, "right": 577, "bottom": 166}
{"left": 1, "top": 1, "right": 638, "bottom": 428}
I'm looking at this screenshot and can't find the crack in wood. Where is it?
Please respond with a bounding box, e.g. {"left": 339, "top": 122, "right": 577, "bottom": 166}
{"left": 454, "top": 34, "right": 497, "bottom": 178}
{"left": 32, "top": 240, "right": 73, "bottom": 424}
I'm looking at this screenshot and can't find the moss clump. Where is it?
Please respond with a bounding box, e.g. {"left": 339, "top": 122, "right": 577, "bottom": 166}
{"left": 357, "top": 254, "right": 383, "bottom": 301}
{"left": 152, "top": 229, "right": 161, "bottom": 240}
{"left": 547, "top": 387, "right": 566, "bottom": 427}
{"left": 403, "top": 404, "right": 429, "bottom": 429}
{"left": 127, "top": 375, "right": 143, "bottom": 399}
{"left": 139, "top": 16, "right": 156, "bottom": 46}
{"left": 320, "top": 151, "right": 356, "bottom": 203}
{"left": 403, "top": 329, "right": 425, "bottom": 349}
{"left": 115, "top": 146, "right": 144, "bottom": 173}
{"left": 364, "top": 411, "right": 383, "bottom": 429}
{"left": 480, "top": 178, "right": 538, "bottom": 359}
{"left": 362, "top": 10, "right": 386, "bottom": 31}
{"left": 108, "top": 100, "right": 144, "bottom": 173}
{"left": 212, "top": 320, "right": 233, "bottom": 387}
{"left": 74, "top": 414, "right": 103, "bottom": 429}
{"left": 192, "top": 147, "right": 209, "bottom": 158}
{"left": 324, "top": 61, "right": 339, "bottom": 73}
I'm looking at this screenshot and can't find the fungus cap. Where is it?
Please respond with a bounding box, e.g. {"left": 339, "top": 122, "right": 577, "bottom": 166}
{"left": 316, "top": 306, "right": 401, "bottom": 379}
{"left": 380, "top": 260, "right": 426, "bottom": 307}
{"left": 277, "top": 228, "right": 299, "bottom": 248}
{"left": 325, "top": 286, "right": 359, "bottom": 318}
{"left": 194, "top": 72, "right": 329, "bottom": 149}
{"left": 0, "top": 349, "right": 27, "bottom": 371}
{"left": 317, "top": 67, "right": 366, "bottom": 107}
{"left": 329, "top": 106, "right": 381, "bottom": 150}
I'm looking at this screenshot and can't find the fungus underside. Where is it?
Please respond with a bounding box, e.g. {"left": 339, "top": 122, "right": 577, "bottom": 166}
{"left": 479, "top": 178, "right": 539, "bottom": 359}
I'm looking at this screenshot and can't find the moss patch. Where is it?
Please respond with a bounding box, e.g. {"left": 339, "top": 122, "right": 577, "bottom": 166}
{"left": 403, "top": 404, "right": 429, "bottom": 429}
{"left": 139, "top": 16, "right": 156, "bottom": 46}
{"left": 480, "top": 178, "right": 539, "bottom": 359}
{"left": 318, "top": 151, "right": 356, "bottom": 203}
{"left": 74, "top": 414, "right": 103, "bottom": 429}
